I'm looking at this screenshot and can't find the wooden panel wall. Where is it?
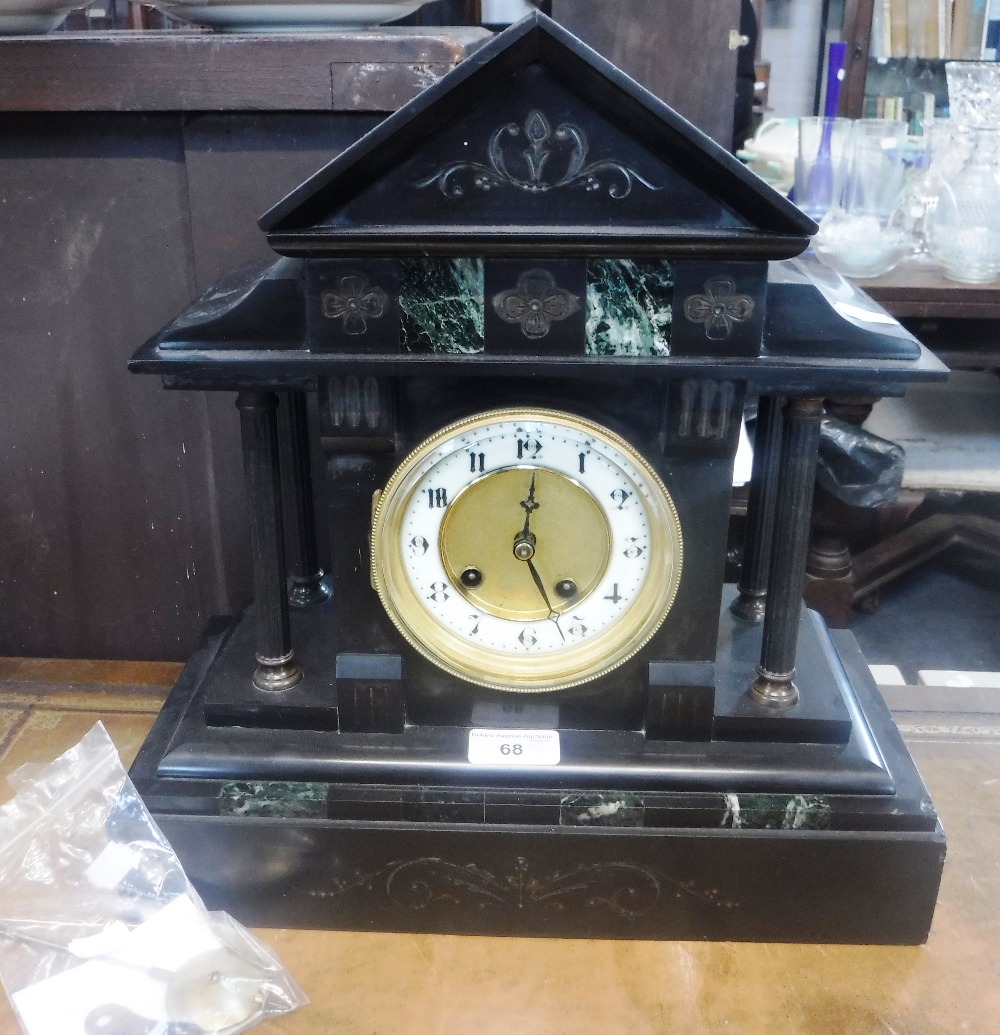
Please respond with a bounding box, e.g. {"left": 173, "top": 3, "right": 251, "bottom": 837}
{"left": 0, "top": 112, "right": 375, "bottom": 661}
{"left": 550, "top": 0, "right": 743, "bottom": 146}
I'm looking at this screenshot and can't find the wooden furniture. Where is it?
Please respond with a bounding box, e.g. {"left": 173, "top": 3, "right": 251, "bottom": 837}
{"left": 804, "top": 270, "right": 1000, "bottom": 627}
{"left": 860, "top": 268, "right": 1000, "bottom": 371}
{"left": 0, "top": 30, "right": 491, "bottom": 112}
{"left": 551, "top": 0, "right": 741, "bottom": 146}
{"left": 0, "top": 29, "right": 489, "bottom": 666}
{"left": 840, "top": 0, "right": 878, "bottom": 118}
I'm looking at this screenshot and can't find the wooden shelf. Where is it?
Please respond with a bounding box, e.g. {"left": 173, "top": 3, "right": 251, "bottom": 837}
{"left": 0, "top": 28, "right": 492, "bottom": 112}
{"left": 858, "top": 266, "right": 1000, "bottom": 321}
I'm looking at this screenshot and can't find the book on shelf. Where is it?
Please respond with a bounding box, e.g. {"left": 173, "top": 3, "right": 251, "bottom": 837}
{"left": 889, "top": 0, "right": 910, "bottom": 54}
{"left": 951, "top": 0, "right": 989, "bottom": 57}
{"left": 939, "top": 0, "right": 951, "bottom": 57}
{"left": 875, "top": 0, "right": 1000, "bottom": 58}
{"left": 984, "top": 0, "right": 1000, "bottom": 58}
{"left": 862, "top": 59, "right": 948, "bottom": 129}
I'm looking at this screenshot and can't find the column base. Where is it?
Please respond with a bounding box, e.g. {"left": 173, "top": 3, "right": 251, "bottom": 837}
{"left": 748, "top": 666, "right": 800, "bottom": 708}
{"left": 730, "top": 590, "right": 767, "bottom": 623}
{"left": 253, "top": 652, "right": 303, "bottom": 692}
{"left": 288, "top": 572, "right": 332, "bottom": 609}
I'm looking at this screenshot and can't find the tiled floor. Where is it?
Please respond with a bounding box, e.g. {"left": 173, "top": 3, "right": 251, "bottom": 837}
{"left": 851, "top": 554, "right": 1000, "bottom": 683}
{"left": 0, "top": 658, "right": 177, "bottom": 775}
{"left": 1, "top": 660, "right": 1000, "bottom": 1034}
{"left": 853, "top": 373, "right": 1000, "bottom": 683}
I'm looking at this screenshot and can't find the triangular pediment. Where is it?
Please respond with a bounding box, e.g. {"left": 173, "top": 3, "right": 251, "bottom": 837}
{"left": 260, "top": 13, "right": 814, "bottom": 260}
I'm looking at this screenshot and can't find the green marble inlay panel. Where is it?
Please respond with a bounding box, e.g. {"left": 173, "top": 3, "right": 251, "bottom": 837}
{"left": 585, "top": 259, "right": 673, "bottom": 357}
{"left": 560, "top": 791, "right": 644, "bottom": 827}
{"left": 219, "top": 781, "right": 327, "bottom": 819}
{"left": 720, "top": 793, "right": 832, "bottom": 830}
{"left": 399, "top": 257, "right": 484, "bottom": 353}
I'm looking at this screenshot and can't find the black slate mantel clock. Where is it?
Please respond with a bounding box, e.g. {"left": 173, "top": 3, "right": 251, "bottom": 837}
{"left": 128, "top": 13, "right": 948, "bottom": 944}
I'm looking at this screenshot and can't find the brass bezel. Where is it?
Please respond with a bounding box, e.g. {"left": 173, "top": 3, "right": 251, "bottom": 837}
{"left": 370, "top": 408, "right": 683, "bottom": 692}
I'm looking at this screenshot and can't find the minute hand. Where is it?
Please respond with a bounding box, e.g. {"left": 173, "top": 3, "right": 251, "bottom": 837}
{"left": 527, "top": 558, "right": 559, "bottom": 637}
{"left": 514, "top": 474, "right": 564, "bottom": 640}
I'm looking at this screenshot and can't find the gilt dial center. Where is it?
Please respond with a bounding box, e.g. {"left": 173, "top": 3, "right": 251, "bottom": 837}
{"left": 439, "top": 466, "right": 611, "bottom": 623}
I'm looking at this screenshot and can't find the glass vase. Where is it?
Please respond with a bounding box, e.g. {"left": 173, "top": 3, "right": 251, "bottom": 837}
{"left": 945, "top": 61, "right": 1000, "bottom": 130}
{"left": 813, "top": 119, "right": 909, "bottom": 278}
{"left": 927, "top": 129, "right": 1000, "bottom": 284}
{"left": 889, "top": 123, "right": 970, "bottom": 265}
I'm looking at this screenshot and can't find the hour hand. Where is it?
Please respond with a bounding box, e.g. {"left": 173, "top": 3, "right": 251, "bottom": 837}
{"left": 514, "top": 474, "right": 539, "bottom": 559}
{"left": 519, "top": 473, "right": 539, "bottom": 535}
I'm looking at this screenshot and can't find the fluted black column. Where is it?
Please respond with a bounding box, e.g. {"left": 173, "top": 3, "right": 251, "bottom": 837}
{"left": 731, "top": 394, "right": 784, "bottom": 623}
{"left": 237, "top": 390, "right": 303, "bottom": 692}
{"left": 748, "top": 396, "right": 824, "bottom": 708}
{"left": 281, "top": 391, "right": 331, "bottom": 608}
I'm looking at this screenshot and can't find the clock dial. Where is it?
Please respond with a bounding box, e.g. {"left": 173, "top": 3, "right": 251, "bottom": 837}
{"left": 371, "top": 408, "right": 683, "bottom": 692}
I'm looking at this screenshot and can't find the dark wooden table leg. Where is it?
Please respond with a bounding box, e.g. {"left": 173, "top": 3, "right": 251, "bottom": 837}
{"left": 237, "top": 390, "right": 303, "bottom": 692}
{"left": 749, "top": 396, "right": 824, "bottom": 708}
{"left": 802, "top": 395, "right": 879, "bottom": 627}
{"left": 804, "top": 491, "right": 863, "bottom": 628}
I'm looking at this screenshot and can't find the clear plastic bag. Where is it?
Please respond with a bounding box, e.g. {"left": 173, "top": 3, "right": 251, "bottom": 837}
{"left": 0, "top": 722, "right": 308, "bottom": 1035}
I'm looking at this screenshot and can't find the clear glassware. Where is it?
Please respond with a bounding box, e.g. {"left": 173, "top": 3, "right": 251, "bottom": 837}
{"left": 813, "top": 119, "right": 910, "bottom": 278}
{"left": 794, "top": 116, "right": 852, "bottom": 221}
{"left": 945, "top": 61, "right": 1000, "bottom": 130}
{"left": 927, "top": 128, "right": 1000, "bottom": 284}
{"left": 889, "top": 123, "right": 971, "bottom": 265}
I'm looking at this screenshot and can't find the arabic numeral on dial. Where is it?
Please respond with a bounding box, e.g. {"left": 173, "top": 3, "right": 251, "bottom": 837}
{"left": 604, "top": 583, "right": 622, "bottom": 604}
{"left": 468, "top": 614, "right": 480, "bottom": 636}
{"left": 516, "top": 437, "right": 542, "bottom": 460}
{"left": 427, "top": 581, "right": 450, "bottom": 603}
{"left": 518, "top": 628, "right": 538, "bottom": 647}
{"left": 408, "top": 535, "right": 429, "bottom": 555}
{"left": 568, "top": 618, "right": 588, "bottom": 638}
{"left": 425, "top": 487, "right": 449, "bottom": 509}
{"left": 610, "top": 488, "right": 632, "bottom": 510}
{"left": 468, "top": 451, "right": 486, "bottom": 473}
{"left": 623, "top": 538, "right": 645, "bottom": 559}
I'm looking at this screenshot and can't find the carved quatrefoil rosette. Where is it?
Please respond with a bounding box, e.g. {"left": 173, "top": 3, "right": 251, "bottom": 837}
{"left": 492, "top": 268, "right": 581, "bottom": 339}
{"left": 682, "top": 277, "right": 755, "bottom": 341}
{"left": 321, "top": 273, "right": 389, "bottom": 336}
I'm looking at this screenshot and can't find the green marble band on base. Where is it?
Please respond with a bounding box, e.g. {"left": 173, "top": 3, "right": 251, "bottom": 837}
{"left": 560, "top": 791, "right": 644, "bottom": 827}
{"left": 220, "top": 780, "right": 327, "bottom": 818}
{"left": 720, "top": 793, "right": 832, "bottom": 830}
